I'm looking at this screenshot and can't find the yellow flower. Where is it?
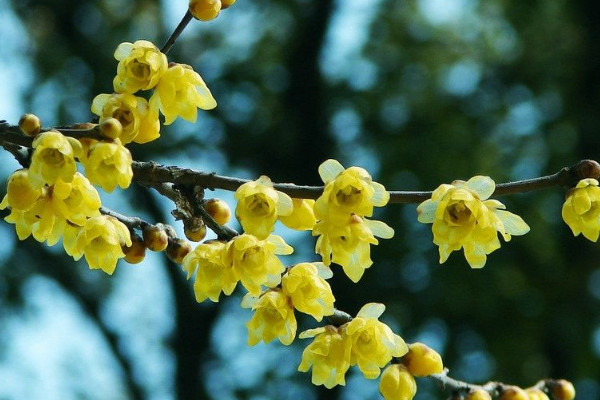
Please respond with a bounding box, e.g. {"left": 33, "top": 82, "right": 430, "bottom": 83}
{"left": 0, "top": 169, "right": 42, "bottom": 211}
{"left": 402, "top": 342, "right": 443, "bottom": 377}
{"left": 51, "top": 173, "right": 101, "bottom": 226}
{"left": 562, "top": 178, "right": 600, "bottom": 241}
{"left": 234, "top": 176, "right": 293, "bottom": 239}
{"left": 313, "top": 215, "right": 394, "bottom": 282}
{"left": 281, "top": 262, "right": 335, "bottom": 321}
{"left": 29, "top": 130, "right": 82, "bottom": 189}
{"left": 113, "top": 40, "right": 167, "bottom": 94}
{"left": 279, "top": 198, "right": 317, "bottom": 231}
{"left": 345, "top": 303, "right": 408, "bottom": 379}
{"left": 314, "top": 159, "right": 390, "bottom": 222}
{"left": 182, "top": 240, "right": 238, "bottom": 302}
{"left": 189, "top": 0, "right": 222, "bottom": 21}
{"left": 72, "top": 215, "right": 132, "bottom": 274}
{"left": 224, "top": 234, "right": 293, "bottom": 296}
{"left": 525, "top": 389, "right": 550, "bottom": 400}
{"left": 417, "top": 176, "right": 529, "bottom": 268}
{"left": 149, "top": 63, "right": 216, "bottom": 125}
{"left": 83, "top": 139, "right": 133, "bottom": 192}
{"left": 3, "top": 190, "right": 63, "bottom": 244}
{"left": 379, "top": 364, "right": 417, "bottom": 400}
{"left": 298, "top": 325, "right": 352, "bottom": 388}
{"left": 242, "top": 289, "right": 296, "bottom": 346}
{"left": 91, "top": 93, "right": 160, "bottom": 144}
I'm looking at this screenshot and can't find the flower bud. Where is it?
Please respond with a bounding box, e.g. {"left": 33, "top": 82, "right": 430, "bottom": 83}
{"left": 499, "top": 386, "right": 529, "bottom": 400}
{"left": 156, "top": 222, "right": 177, "bottom": 239}
{"left": 143, "top": 224, "right": 169, "bottom": 252}
{"left": 402, "top": 342, "right": 444, "bottom": 377}
{"left": 550, "top": 379, "right": 576, "bottom": 400}
{"left": 19, "top": 113, "right": 41, "bottom": 136}
{"left": 204, "top": 198, "right": 231, "bottom": 225}
{"left": 99, "top": 117, "right": 123, "bottom": 140}
{"left": 525, "top": 388, "right": 550, "bottom": 400}
{"left": 185, "top": 223, "right": 207, "bottom": 242}
{"left": 465, "top": 389, "right": 492, "bottom": 400}
{"left": 166, "top": 238, "right": 193, "bottom": 264}
{"left": 379, "top": 364, "right": 416, "bottom": 400}
{"left": 189, "top": 0, "right": 221, "bottom": 21}
{"left": 221, "top": 0, "right": 236, "bottom": 9}
{"left": 123, "top": 233, "right": 146, "bottom": 264}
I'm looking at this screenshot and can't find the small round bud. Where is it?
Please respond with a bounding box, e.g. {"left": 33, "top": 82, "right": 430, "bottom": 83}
{"left": 550, "top": 380, "right": 576, "bottom": 400}
{"left": 189, "top": 0, "right": 221, "bottom": 21}
{"left": 156, "top": 222, "right": 178, "bottom": 239}
{"left": 402, "top": 342, "right": 444, "bottom": 377}
{"left": 123, "top": 234, "right": 146, "bottom": 264}
{"left": 379, "top": 364, "right": 416, "bottom": 400}
{"left": 499, "top": 386, "right": 529, "bottom": 400}
{"left": 221, "top": 0, "right": 236, "bottom": 9}
{"left": 19, "top": 113, "right": 41, "bottom": 136}
{"left": 166, "top": 238, "right": 193, "bottom": 264}
{"left": 99, "top": 117, "right": 123, "bottom": 139}
{"left": 204, "top": 198, "right": 231, "bottom": 225}
{"left": 184, "top": 224, "right": 207, "bottom": 242}
{"left": 525, "top": 388, "right": 549, "bottom": 400}
{"left": 143, "top": 224, "right": 169, "bottom": 252}
{"left": 465, "top": 389, "right": 492, "bottom": 400}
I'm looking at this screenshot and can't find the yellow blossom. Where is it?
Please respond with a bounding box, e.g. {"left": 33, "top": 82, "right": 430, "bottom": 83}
{"left": 281, "top": 262, "right": 335, "bottom": 321}
{"left": 113, "top": 40, "right": 168, "bottom": 94}
{"left": 402, "top": 342, "right": 443, "bottom": 377}
{"left": 234, "top": 176, "right": 293, "bottom": 239}
{"left": 150, "top": 63, "right": 216, "bottom": 125}
{"left": 314, "top": 159, "right": 390, "bottom": 221}
{"left": 51, "top": 173, "right": 101, "bottom": 226}
{"left": 313, "top": 215, "right": 394, "bottom": 282}
{"left": 279, "top": 198, "right": 317, "bottom": 231}
{"left": 91, "top": 93, "right": 160, "bottom": 144}
{"left": 379, "top": 364, "right": 417, "bottom": 400}
{"left": 0, "top": 169, "right": 42, "bottom": 210}
{"left": 83, "top": 139, "right": 133, "bottom": 192}
{"left": 562, "top": 178, "right": 600, "bottom": 241}
{"left": 224, "top": 234, "right": 293, "bottom": 296}
{"left": 298, "top": 325, "right": 352, "bottom": 388}
{"left": 526, "top": 389, "right": 550, "bottom": 400}
{"left": 242, "top": 289, "right": 296, "bottom": 346}
{"left": 182, "top": 240, "right": 238, "bottom": 302}
{"left": 3, "top": 190, "right": 64, "bottom": 244}
{"left": 417, "top": 176, "right": 529, "bottom": 268}
{"left": 29, "top": 130, "right": 82, "bottom": 189}
{"left": 345, "top": 303, "right": 408, "bottom": 379}
{"left": 72, "top": 215, "right": 132, "bottom": 274}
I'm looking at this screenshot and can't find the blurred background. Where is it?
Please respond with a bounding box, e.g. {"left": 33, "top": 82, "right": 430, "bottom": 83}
{"left": 0, "top": 0, "right": 599, "bottom": 399}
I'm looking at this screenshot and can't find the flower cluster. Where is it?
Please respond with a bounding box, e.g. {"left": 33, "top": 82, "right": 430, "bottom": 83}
{"left": 298, "top": 303, "right": 407, "bottom": 388}
{"left": 417, "top": 176, "right": 530, "bottom": 268}
{"left": 93, "top": 40, "right": 216, "bottom": 145}
{"left": 313, "top": 159, "right": 394, "bottom": 282}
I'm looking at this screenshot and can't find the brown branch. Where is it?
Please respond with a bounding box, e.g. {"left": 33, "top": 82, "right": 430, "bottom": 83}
{"left": 161, "top": 10, "right": 194, "bottom": 55}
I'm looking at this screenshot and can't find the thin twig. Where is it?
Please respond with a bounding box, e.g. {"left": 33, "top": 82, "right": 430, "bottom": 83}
{"left": 161, "top": 10, "right": 194, "bottom": 55}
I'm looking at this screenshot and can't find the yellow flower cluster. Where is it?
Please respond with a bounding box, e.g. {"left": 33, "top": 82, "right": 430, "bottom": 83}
{"left": 93, "top": 40, "right": 216, "bottom": 144}
{"left": 1, "top": 165, "right": 131, "bottom": 274}
{"left": 313, "top": 159, "right": 394, "bottom": 282}
{"left": 417, "top": 176, "right": 529, "bottom": 268}
{"left": 298, "top": 303, "right": 407, "bottom": 388}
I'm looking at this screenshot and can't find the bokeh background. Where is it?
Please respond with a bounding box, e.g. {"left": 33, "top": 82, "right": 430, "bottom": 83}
{"left": 1, "top": 0, "right": 599, "bottom": 399}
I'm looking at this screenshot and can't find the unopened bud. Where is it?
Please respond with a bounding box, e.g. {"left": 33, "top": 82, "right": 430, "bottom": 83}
{"left": 221, "top": 0, "right": 236, "bottom": 9}
{"left": 123, "top": 233, "right": 146, "bottom": 264}
{"left": 156, "top": 222, "right": 178, "bottom": 239}
{"left": 189, "top": 0, "right": 221, "bottom": 21}
{"left": 379, "top": 364, "right": 416, "bottom": 400}
{"left": 99, "top": 117, "right": 122, "bottom": 139}
{"left": 550, "top": 380, "right": 576, "bottom": 400}
{"left": 166, "top": 238, "right": 193, "bottom": 264}
{"left": 143, "top": 224, "right": 169, "bottom": 252}
{"left": 465, "top": 389, "right": 492, "bottom": 400}
{"left": 525, "top": 388, "right": 549, "bottom": 400}
{"left": 204, "top": 198, "right": 231, "bottom": 225}
{"left": 184, "top": 221, "right": 207, "bottom": 242}
{"left": 499, "top": 386, "right": 529, "bottom": 400}
{"left": 18, "top": 113, "right": 41, "bottom": 136}
{"left": 402, "top": 342, "right": 444, "bottom": 377}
